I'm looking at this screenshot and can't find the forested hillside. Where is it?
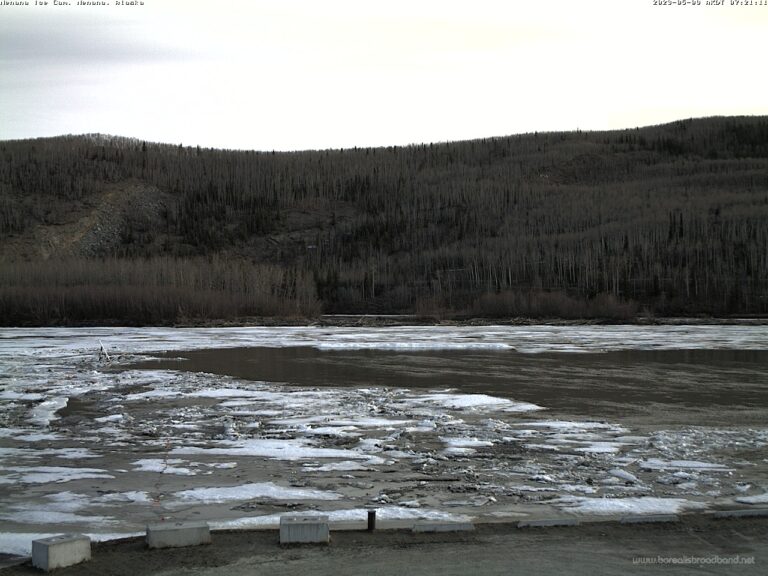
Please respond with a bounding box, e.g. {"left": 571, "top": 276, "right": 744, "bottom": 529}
{"left": 1, "top": 116, "right": 767, "bottom": 325}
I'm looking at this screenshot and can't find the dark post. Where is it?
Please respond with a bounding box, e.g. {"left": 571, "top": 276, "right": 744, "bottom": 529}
{"left": 367, "top": 509, "right": 376, "bottom": 531}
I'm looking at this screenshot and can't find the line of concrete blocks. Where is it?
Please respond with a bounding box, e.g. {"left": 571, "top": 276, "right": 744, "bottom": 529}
{"left": 29, "top": 515, "right": 336, "bottom": 570}
{"left": 29, "top": 522, "right": 214, "bottom": 571}
{"left": 31, "top": 513, "right": 478, "bottom": 562}
{"left": 278, "top": 516, "right": 478, "bottom": 541}
{"left": 36, "top": 508, "right": 762, "bottom": 570}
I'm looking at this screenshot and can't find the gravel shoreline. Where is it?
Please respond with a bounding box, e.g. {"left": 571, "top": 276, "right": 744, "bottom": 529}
{"left": 2, "top": 514, "right": 767, "bottom": 575}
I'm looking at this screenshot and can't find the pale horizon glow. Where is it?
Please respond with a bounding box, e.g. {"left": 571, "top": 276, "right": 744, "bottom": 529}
{"left": 1, "top": 0, "right": 767, "bottom": 151}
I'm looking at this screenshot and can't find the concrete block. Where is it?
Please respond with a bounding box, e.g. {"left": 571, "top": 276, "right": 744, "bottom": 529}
{"left": 713, "top": 508, "right": 768, "bottom": 519}
{"left": 620, "top": 514, "right": 679, "bottom": 524}
{"left": 146, "top": 521, "right": 211, "bottom": 549}
{"left": 412, "top": 521, "right": 475, "bottom": 533}
{"left": 517, "top": 518, "right": 580, "bottom": 528}
{"left": 279, "top": 515, "right": 330, "bottom": 544}
{"left": 31, "top": 534, "right": 91, "bottom": 572}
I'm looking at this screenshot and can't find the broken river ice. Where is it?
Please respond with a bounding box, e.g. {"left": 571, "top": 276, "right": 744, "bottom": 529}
{"left": 1, "top": 325, "right": 767, "bottom": 555}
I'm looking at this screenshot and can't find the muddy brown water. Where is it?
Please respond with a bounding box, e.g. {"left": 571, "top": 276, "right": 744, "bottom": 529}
{"left": 129, "top": 347, "right": 768, "bottom": 428}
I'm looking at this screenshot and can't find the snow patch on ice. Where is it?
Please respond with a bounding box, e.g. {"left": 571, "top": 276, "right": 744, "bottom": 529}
{"left": 443, "top": 447, "right": 478, "bottom": 456}
{"left": 96, "top": 491, "right": 152, "bottom": 504}
{"left": 735, "top": 492, "right": 768, "bottom": 505}
{"left": 124, "top": 389, "right": 182, "bottom": 401}
{"left": 172, "top": 438, "right": 373, "bottom": 461}
{"left": 48, "top": 448, "right": 100, "bottom": 459}
{"left": 323, "top": 417, "right": 413, "bottom": 428}
{"left": 42, "top": 492, "right": 90, "bottom": 512}
{"left": 185, "top": 388, "right": 271, "bottom": 399}
{"left": 304, "top": 460, "right": 375, "bottom": 472}
{"left": 0, "top": 492, "right": 119, "bottom": 525}
{"left": 132, "top": 458, "right": 195, "bottom": 476}
{"left": 13, "top": 432, "right": 63, "bottom": 442}
{"left": 0, "top": 510, "right": 117, "bottom": 526}
{"left": 408, "top": 392, "right": 542, "bottom": 412}
{"left": 0, "top": 391, "right": 45, "bottom": 402}
{"left": 28, "top": 397, "right": 68, "bottom": 426}
{"left": 4, "top": 466, "right": 114, "bottom": 484}
{"left": 94, "top": 414, "right": 124, "bottom": 423}
{"left": 640, "top": 459, "right": 734, "bottom": 472}
{"left": 517, "top": 420, "right": 623, "bottom": 432}
{"left": 440, "top": 437, "right": 494, "bottom": 448}
{"left": 173, "top": 482, "right": 341, "bottom": 503}
{"left": 555, "top": 496, "right": 708, "bottom": 515}
{"left": 573, "top": 442, "right": 627, "bottom": 454}
{"left": 608, "top": 468, "right": 640, "bottom": 483}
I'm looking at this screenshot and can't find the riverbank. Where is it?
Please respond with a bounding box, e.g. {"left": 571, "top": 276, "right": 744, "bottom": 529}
{"left": 2, "top": 514, "right": 766, "bottom": 575}
{"left": 4, "top": 314, "right": 768, "bottom": 329}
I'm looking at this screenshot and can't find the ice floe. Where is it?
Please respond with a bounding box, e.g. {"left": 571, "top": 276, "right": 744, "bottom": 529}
{"left": 173, "top": 482, "right": 341, "bottom": 503}
{"left": 555, "top": 496, "right": 708, "bottom": 515}
{"left": 440, "top": 437, "right": 495, "bottom": 448}
{"left": 304, "top": 460, "right": 375, "bottom": 472}
{"left": 573, "top": 442, "right": 627, "bottom": 454}
{"left": 735, "top": 492, "right": 768, "bottom": 505}
{"left": 132, "top": 458, "right": 196, "bottom": 476}
{"left": 639, "top": 459, "right": 734, "bottom": 472}
{"left": 172, "top": 438, "right": 375, "bottom": 461}
{"left": 3, "top": 466, "right": 114, "bottom": 484}
{"left": 608, "top": 468, "right": 640, "bottom": 484}
{"left": 5, "top": 325, "right": 765, "bottom": 359}
{"left": 12, "top": 432, "right": 63, "bottom": 442}
{"left": 406, "top": 392, "right": 542, "bottom": 412}
{"left": 94, "top": 414, "right": 124, "bottom": 423}
{"left": 94, "top": 491, "right": 152, "bottom": 504}
{"left": 0, "top": 510, "right": 117, "bottom": 526}
{"left": 0, "top": 391, "right": 45, "bottom": 402}
{"left": 28, "top": 397, "right": 68, "bottom": 427}
{"left": 517, "top": 420, "right": 624, "bottom": 432}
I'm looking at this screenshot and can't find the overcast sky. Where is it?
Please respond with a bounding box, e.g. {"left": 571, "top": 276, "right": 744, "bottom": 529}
{"left": 1, "top": 0, "right": 766, "bottom": 151}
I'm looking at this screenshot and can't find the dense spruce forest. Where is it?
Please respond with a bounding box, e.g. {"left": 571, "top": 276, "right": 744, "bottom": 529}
{"left": 1, "top": 116, "right": 767, "bottom": 325}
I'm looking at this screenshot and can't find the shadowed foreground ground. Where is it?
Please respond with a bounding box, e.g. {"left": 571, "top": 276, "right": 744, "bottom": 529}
{"left": 3, "top": 516, "right": 767, "bottom": 576}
